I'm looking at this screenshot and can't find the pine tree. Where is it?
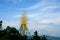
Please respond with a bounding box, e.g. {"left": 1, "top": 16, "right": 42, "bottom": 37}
{"left": 32, "top": 31, "right": 41, "bottom": 40}
{"left": 42, "top": 35, "right": 47, "bottom": 40}
{"left": 0, "top": 21, "right": 2, "bottom": 30}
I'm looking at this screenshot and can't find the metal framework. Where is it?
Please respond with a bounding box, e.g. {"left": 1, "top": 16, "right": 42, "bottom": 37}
{"left": 19, "top": 12, "right": 27, "bottom": 35}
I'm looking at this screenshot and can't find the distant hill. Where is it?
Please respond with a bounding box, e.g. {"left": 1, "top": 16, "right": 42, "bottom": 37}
{"left": 45, "top": 35, "right": 60, "bottom": 40}
{"left": 28, "top": 35, "right": 60, "bottom": 40}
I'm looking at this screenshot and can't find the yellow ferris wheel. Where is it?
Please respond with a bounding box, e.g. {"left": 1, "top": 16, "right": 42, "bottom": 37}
{"left": 19, "top": 12, "right": 27, "bottom": 35}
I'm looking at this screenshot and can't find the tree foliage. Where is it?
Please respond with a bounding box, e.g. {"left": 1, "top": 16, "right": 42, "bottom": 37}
{"left": 0, "top": 21, "right": 47, "bottom": 40}
{"left": 0, "top": 21, "right": 2, "bottom": 30}
{"left": 32, "top": 31, "right": 41, "bottom": 40}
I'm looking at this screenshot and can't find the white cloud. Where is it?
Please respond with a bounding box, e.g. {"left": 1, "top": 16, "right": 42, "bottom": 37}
{"left": 18, "top": 0, "right": 46, "bottom": 10}
{"left": 27, "top": 13, "right": 60, "bottom": 36}
{"left": 2, "top": 21, "right": 20, "bottom": 29}
{"left": 18, "top": 0, "right": 58, "bottom": 11}
{"left": 26, "top": 13, "right": 60, "bottom": 37}
{"left": 13, "top": 15, "right": 21, "bottom": 18}
{"left": 41, "top": 6, "right": 57, "bottom": 12}
{"left": 2, "top": 12, "right": 60, "bottom": 37}
{"left": 13, "top": 11, "right": 60, "bottom": 24}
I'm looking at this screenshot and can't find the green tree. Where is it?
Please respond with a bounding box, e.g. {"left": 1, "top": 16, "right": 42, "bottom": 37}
{"left": 0, "top": 26, "right": 20, "bottom": 40}
{"left": 6, "top": 27, "right": 20, "bottom": 40}
{"left": 0, "top": 21, "right": 2, "bottom": 30}
{"left": 32, "top": 31, "right": 41, "bottom": 40}
{"left": 42, "top": 35, "right": 47, "bottom": 40}
{"left": 22, "top": 35, "right": 27, "bottom": 40}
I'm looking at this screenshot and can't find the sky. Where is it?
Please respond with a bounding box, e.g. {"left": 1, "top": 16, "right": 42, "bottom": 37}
{"left": 0, "top": 0, "right": 60, "bottom": 37}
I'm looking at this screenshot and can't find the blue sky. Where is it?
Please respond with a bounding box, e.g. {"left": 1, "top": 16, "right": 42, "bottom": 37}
{"left": 0, "top": 0, "right": 60, "bottom": 37}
